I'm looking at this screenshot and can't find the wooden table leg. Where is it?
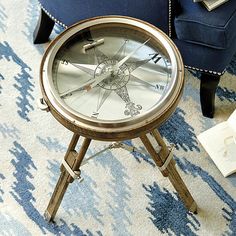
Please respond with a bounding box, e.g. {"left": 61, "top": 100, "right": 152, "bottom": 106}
{"left": 44, "top": 133, "right": 91, "bottom": 222}
{"left": 140, "top": 129, "right": 197, "bottom": 213}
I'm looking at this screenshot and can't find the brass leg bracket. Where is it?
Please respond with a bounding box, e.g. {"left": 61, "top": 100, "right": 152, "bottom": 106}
{"left": 62, "top": 159, "right": 84, "bottom": 182}
{"left": 158, "top": 144, "right": 174, "bottom": 172}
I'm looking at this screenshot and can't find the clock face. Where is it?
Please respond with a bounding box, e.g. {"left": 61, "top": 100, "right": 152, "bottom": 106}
{"left": 41, "top": 17, "right": 183, "bottom": 138}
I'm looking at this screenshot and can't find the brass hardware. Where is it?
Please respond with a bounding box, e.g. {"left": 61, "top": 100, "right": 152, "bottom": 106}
{"left": 158, "top": 144, "right": 174, "bottom": 172}
{"left": 83, "top": 38, "right": 104, "bottom": 50}
{"left": 62, "top": 159, "right": 84, "bottom": 182}
{"left": 37, "top": 98, "right": 49, "bottom": 112}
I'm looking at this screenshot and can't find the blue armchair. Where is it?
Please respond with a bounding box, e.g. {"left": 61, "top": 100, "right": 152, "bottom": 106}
{"left": 33, "top": 0, "right": 236, "bottom": 118}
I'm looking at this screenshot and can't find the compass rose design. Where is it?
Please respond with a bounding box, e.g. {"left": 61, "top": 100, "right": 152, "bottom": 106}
{"left": 57, "top": 37, "right": 168, "bottom": 119}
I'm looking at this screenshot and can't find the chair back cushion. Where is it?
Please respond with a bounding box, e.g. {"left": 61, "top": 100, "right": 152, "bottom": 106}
{"left": 39, "top": 0, "right": 170, "bottom": 34}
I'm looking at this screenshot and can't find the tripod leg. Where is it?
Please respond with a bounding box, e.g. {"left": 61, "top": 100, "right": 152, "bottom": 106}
{"left": 140, "top": 129, "right": 197, "bottom": 213}
{"left": 44, "top": 134, "right": 91, "bottom": 222}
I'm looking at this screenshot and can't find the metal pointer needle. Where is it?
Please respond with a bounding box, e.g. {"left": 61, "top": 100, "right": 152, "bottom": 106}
{"left": 113, "top": 38, "right": 150, "bottom": 71}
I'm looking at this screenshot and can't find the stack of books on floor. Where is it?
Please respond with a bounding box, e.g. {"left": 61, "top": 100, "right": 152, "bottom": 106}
{"left": 198, "top": 109, "right": 236, "bottom": 177}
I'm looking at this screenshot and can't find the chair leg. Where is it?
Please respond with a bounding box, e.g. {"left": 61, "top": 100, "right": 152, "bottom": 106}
{"left": 33, "top": 8, "right": 55, "bottom": 44}
{"left": 200, "top": 73, "right": 220, "bottom": 118}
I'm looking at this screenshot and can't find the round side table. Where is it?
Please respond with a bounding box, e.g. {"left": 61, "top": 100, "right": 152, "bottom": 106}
{"left": 39, "top": 16, "right": 197, "bottom": 222}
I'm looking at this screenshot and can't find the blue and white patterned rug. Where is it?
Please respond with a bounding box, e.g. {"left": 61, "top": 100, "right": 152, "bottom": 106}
{"left": 1, "top": 1, "right": 236, "bottom": 235}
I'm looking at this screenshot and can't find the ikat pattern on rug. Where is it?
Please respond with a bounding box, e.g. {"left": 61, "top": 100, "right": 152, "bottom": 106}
{"left": 0, "top": 1, "right": 236, "bottom": 235}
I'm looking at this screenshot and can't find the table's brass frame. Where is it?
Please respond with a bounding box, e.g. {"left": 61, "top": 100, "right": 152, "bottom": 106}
{"left": 39, "top": 16, "right": 197, "bottom": 222}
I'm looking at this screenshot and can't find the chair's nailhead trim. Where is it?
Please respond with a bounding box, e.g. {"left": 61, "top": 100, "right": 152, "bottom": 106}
{"left": 37, "top": 0, "right": 68, "bottom": 28}
{"left": 168, "top": 0, "right": 172, "bottom": 37}
{"left": 185, "top": 65, "right": 225, "bottom": 75}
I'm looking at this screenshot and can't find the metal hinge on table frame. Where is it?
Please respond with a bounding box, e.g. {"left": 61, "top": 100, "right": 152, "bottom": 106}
{"left": 37, "top": 98, "right": 49, "bottom": 112}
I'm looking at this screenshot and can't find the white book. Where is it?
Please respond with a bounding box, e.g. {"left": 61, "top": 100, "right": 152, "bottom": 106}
{"left": 198, "top": 109, "right": 236, "bottom": 177}
{"left": 202, "top": 0, "right": 229, "bottom": 11}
